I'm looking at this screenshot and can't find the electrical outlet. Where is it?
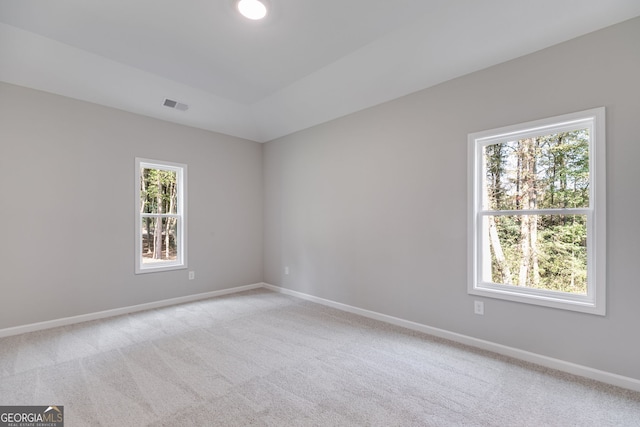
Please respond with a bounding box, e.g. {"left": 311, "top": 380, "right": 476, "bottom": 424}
{"left": 188, "top": 271, "right": 195, "bottom": 280}
{"left": 284, "top": 266, "right": 290, "bottom": 275}
{"left": 474, "top": 300, "right": 484, "bottom": 315}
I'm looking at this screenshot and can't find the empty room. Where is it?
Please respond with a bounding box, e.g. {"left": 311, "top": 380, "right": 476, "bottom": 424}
{"left": 1, "top": 1, "right": 640, "bottom": 425}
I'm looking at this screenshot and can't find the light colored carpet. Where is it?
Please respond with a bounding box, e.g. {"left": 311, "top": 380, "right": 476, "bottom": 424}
{"left": 0, "top": 288, "right": 639, "bottom": 426}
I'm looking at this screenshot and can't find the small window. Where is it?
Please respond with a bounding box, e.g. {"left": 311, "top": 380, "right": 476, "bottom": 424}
{"left": 135, "top": 158, "right": 187, "bottom": 274}
{"left": 468, "top": 108, "right": 605, "bottom": 314}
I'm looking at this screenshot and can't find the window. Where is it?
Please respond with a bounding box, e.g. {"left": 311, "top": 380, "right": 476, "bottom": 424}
{"left": 468, "top": 108, "right": 605, "bottom": 314}
{"left": 135, "top": 158, "right": 187, "bottom": 274}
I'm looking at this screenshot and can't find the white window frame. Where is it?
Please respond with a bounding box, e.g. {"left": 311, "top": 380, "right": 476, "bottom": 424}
{"left": 467, "top": 108, "right": 606, "bottom": 315}
{"left": 135, "top": 158, "right": 187, "bottom": 274}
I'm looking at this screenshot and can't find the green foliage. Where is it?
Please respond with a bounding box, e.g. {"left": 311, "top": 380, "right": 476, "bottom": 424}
{"left": 140, "top": 168, "right": 177, "bottom": 214}
{"left": 484, "top": 129, "right": 589, "bottom": 294}
{"left": 140, "top": 168, "right": 178, "bottom": 260}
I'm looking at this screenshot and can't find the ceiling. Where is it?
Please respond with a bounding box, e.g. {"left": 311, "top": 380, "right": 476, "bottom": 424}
{"left": 1, "top": 1, "right": 640, "bottom": 142}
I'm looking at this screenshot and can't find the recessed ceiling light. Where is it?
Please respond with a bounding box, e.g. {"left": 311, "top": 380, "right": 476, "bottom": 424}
{"left": 237, "top": 0, "right": 267, "bottom": 20}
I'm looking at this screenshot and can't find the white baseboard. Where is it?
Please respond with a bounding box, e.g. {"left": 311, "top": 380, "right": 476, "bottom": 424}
{"left": 3, "top": 281, "right": 638, "bottom": 393}
{"left": 262, "top": 283, "right": 640, "bottom": 393}
{"left": 0, "top": 283, "right": 263, "bottom": 338}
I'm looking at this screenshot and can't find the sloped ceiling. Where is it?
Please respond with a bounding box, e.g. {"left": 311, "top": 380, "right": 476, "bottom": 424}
{"left": 1, "top": 0, "right": 639, "bottom": 142}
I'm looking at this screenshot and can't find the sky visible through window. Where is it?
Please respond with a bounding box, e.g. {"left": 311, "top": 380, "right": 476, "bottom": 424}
{"left": 481, "top": 129, "right": 589, "bottom": 294}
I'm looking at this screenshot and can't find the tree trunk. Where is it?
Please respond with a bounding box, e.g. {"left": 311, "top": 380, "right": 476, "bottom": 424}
{"left": 140, "top": 171, "right": 152, "bottom": 254}
{"left": 481, "top": 150, "right": 513, "bottom": 283}
{"left": 489, "top": 216, "right": 513, "bottom": 283}
{"left": 530, "top": 138, "right": 539, "bottom": 287}
{"left": 153, "top": 174, "right": 163, "bottom": 259}
{"left": 517, "top": 138, "right": 538, "bottom": 287}
{"left": 519, "top": 214, "right": 531, "bottom": 286}
{"left": 531, "top": 215, "right": 539, "bottom": 287}
{"left": 165, "top": 181, "right": 175, "bottom": 259}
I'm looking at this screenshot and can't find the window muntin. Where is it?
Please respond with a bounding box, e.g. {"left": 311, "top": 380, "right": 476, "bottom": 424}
{"left": 468, "top": 108, "right": 605, "bottom": 314}
{"left": 135, "top": 158, "right": 187, "bottom": 274}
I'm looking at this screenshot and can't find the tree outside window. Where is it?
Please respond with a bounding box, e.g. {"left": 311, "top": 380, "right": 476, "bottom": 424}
{"left": 468, "top": 108, "right": 605, "bottom": 314}
{"left": 135, "top": 159, "right": 187, "bottom": 274}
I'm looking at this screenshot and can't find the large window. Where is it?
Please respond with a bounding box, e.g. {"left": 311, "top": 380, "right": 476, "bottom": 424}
{"left": 468, "top": 108, "right": 605, "bottom": 314}
{"left": 135, "top": 158, "right": 187, "bottom": 274}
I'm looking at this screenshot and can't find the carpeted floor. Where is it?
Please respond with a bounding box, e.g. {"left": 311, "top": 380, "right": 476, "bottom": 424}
{"left": 1, "top": 288, "right": 639, "bottom": 426}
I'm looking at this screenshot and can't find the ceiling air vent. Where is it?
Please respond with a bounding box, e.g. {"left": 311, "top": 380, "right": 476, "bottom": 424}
{"left": 163, "top": 98, "right": 189, "bottom": 111}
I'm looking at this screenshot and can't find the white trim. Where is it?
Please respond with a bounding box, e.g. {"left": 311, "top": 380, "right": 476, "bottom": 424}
{"left": 467, "top": 107, "right": 606, "bottom": 315}
{"left": 481, "top": 208, "right": 590, "bottom": 216}
{"left": 262, "top": 283, "right": 640, "bottom": 393}
{"left": 135, "top": 157, "right": 188, "bottom": 274}
{"left": 0, "top": 283, "right": 262, "bottom": 338}
{"left": 469, "top": 111, "right": 599, "bottom": 144}
{"left": 3, "top": 281, "right": 637, "bottom": 392}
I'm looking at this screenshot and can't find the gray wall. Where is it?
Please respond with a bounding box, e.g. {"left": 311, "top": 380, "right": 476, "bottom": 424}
{"left": 2, "top": 16, "right": 639, "bottom": 382}
{"left": 263, "top": 17, "right": 640, "bottom": 380}
{"left": 0, "top": 82, "right": 263, "bottom": 329}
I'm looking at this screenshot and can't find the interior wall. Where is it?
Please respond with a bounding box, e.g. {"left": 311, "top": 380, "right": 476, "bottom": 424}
{"left": 0, "top": 82, "right": 263, "bottom": 329}
{"left": 263, "top": 17, "right": 640, "bottom": 380}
